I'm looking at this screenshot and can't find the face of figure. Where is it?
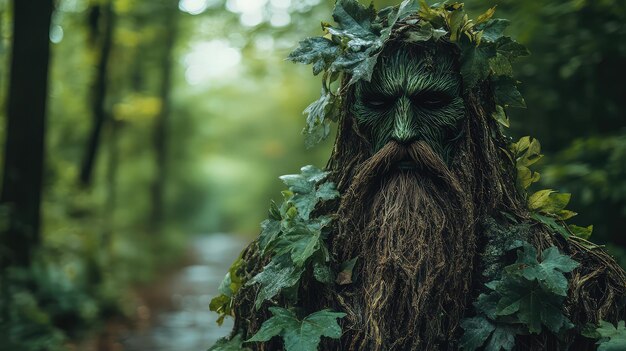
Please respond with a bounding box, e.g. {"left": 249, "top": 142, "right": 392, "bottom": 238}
{"left": 352, "top": 43, "right": 464, "bottom": 163}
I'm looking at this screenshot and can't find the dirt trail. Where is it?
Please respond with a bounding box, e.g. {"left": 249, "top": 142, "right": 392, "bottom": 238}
{"left": 116, "top": 233, "right": 247, "bottom": 351}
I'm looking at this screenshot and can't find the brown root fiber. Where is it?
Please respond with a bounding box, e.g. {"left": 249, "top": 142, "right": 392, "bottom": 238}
{"left": 228, "top": 79, "right": 626, "bottom": 351}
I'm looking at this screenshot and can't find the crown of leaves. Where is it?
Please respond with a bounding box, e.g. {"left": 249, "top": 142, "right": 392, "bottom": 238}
{"left": 287, "top": 0, "right": 530, "bottom": 148}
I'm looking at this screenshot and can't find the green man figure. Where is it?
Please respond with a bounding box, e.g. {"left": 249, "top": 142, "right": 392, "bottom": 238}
{"left": 210, "top": 2, "right": 626, "bottom": 350}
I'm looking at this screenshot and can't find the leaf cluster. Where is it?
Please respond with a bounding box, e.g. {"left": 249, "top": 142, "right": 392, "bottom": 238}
{"left": 509, "top": 136, "right": 594, "bottom": 242}
{"left": 209, "top": 254, "right": 246, "bottom": 325}
{"left": 460, "top": 241, "right": 579, "bottom": 351}
{"left": 288, "top": 0, "right": 529, "bottom": 148}
{"left": 248, "top": 165, "right": 339, "bottom": 309}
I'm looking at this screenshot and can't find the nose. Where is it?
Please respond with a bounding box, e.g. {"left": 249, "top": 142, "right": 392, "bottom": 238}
{"left": 391, "top": 96, "right": 417, "bottom": 144}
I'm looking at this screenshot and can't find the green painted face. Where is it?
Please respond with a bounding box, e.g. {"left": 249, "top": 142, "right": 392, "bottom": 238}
{"left": 352, "top": 43, "right": 465, "bottom": 162}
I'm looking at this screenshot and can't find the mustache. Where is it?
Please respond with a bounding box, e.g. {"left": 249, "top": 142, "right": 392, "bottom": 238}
{"left": 351, "top": 140, "right": 459, "bottom": 191}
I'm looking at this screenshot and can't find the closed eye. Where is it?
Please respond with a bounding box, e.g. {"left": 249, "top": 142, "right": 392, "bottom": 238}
{"left": 363, "top": 94, "right": 395, "bottom": 110}
{"left": 412, "top": 91, "right": 452, "bottom": 109}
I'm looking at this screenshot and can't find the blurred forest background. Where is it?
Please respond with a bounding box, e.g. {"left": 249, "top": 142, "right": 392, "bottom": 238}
{"left": 0, "top": 0, "right": 624, "bottom": 350}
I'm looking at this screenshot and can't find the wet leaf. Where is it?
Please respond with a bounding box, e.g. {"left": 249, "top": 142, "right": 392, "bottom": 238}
{"left": 247, "top": 255, "right": 304, "bottom": 309}
{"left": 597, "top": 320, "right": 626, "bottom": 351}
{"left": 247, "top": 307, "right": 346, "bottom": 351}
{"left": 460, "top": 316, "right": 495, "bottom": 350}
{"left": 287, "top": 37, "right": 341, "bottom": 76}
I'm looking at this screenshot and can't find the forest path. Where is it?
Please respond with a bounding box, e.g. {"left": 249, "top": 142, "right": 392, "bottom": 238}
{"left": 118, "top": 234, "right": 247, "bottom": 351}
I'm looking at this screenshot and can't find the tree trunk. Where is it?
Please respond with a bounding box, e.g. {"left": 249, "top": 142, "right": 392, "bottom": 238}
{"left": 79, "top": 0, "right": 114, "bottom": 186}
{"left": 150, "top": 2, "right": 178, "bottom": 232}
{"left": 0, "top": 0, "right": 54, "bottom": 267}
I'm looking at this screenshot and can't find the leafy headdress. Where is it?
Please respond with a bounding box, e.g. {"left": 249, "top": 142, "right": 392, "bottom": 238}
{"left": 288, "top": 0, "right": 528, "bottom": 148}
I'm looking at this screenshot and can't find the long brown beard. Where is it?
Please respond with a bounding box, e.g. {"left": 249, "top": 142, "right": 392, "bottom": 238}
{"left": 333, "top": 140, "right": 477, "bottom": 351}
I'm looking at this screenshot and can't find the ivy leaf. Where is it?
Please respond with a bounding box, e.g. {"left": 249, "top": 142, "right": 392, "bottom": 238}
{"left": 291, "top": 182, "right": 338, "bottom": 220}
{"left": 209, "top": 334, "right": 252, "bottom": 351}
{"left": 247, "top": 255, "right": 304, "bottom": 309}
{"left": 512, "top": 244, "right": 579, "bottom": 296}
{"left": 287, "top": 37, "right": 341, "bottom": 76}
{"left": 330, "top": 0, "right": 378, "bottom": 41}
{"left": 569, "top": 224, "right": 593, "bottom": 240}
{"left": 459, "top": 316, "right": 495, "bottom": 350}
{"left": 259, "top": 218, "right": 281, "bottom": 254}
{"left": 532, "top": 213, "right": 571, "bottom": 239}
{"left": 247, "top": 307, "right": 346, "bottom": 351}
{"left": 474, "top": 292, "right": 499, "bottom": 320}
{"left": 597, "top": 320, "right": 626, "bottom": 351}
{"left": 301, "top": 91, "right": 339, "bottom": 149}
{"left": 484, "top": 326, "right": 517, "bottom": 351}
{"left": 275, "top": 216, "right": 332, "bottom": 267}
{"left": 476, "top": 19, "right": 510, "bottom": 43}
{"left": 460, "top": 40, "right": 496, "bottom": 91}
{"left": 493, "top": 76, "right": 526, "bottom": 108}
{"left": 495, "top": 36, "right": 530, "bottom": 61}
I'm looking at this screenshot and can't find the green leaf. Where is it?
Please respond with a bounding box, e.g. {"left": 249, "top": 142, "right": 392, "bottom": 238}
{"left": 460, "top": 316, "right": 495, "bottom": 350}
{"left": 492, "top": 105, "right": 509, "bottom": 127}
{"left": 287, "top": 37, "right": 342, "bottom": 76}
{"left": 405, "top": 22, "right": 434, "bottom": 42}
{"left": 528, "top": 189, "right": 571, "bottom": 215}
{"left": 460, "top": 40, "right": 496, "bottom": 90}
{"left": 301, "top": 89, "right": 339, "bottom": 148}
{"left": 569, "top": 224, "right": 593, "bottom": 240}
{"left": 259, "top": 218, "right": 281, "bottom": 253}
{"left": 495, "top": 36, "right": 530, "bottom": 61}
{"left": 493, "top": 76, "right": 526, "bottom": 108}
{"left": 331, "top": 0, "right": 378, "bottom": 41}
{"left": 597, "top": 320, "right": 626, "bottom": 351}
{"left": 313, "top": 261, "right": 334, "bottom": 284}
{"left": 489, "top": 53, "right": 513, "bottom": 77}
{"left": 209, "top": 334, "right": 252, "bottom": 351}
{"left": 476, "top": 19, "right": 510, "bottom": 43}
{"left": 247, "top": 307, "right": 346, "bottom": 351}
{"left": 512, "top": 245, "right": 579, "bottom": 296}
{"left": 474, "top": 292, "right": 499, "bottom": 320}
{"left": 247, "top": 255, "right": 304, "bottom": 309}
{"left": 484, "top": 326, "right": 517, "bottom": 351}
{"left": 532, "top": 213, "right": 571, "bottom": 239}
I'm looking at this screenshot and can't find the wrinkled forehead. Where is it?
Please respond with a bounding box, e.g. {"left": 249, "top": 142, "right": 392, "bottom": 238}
{"left": 363, "top": 42, "right": 461, "bottom": 94}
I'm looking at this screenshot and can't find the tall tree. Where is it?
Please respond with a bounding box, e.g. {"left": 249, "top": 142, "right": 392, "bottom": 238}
{"left": 79, "top": 0, "right": 115, "bottom": 186}
{"left": 0, "top": 0, "right": 54, "bottom": 266}
{"left": 150, "top": 2, "right": 179, "bottom": 232}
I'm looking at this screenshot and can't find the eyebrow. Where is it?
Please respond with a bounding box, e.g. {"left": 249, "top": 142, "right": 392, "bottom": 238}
{"left": 366, "top": 50, "right": 461, "bottom": 97}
